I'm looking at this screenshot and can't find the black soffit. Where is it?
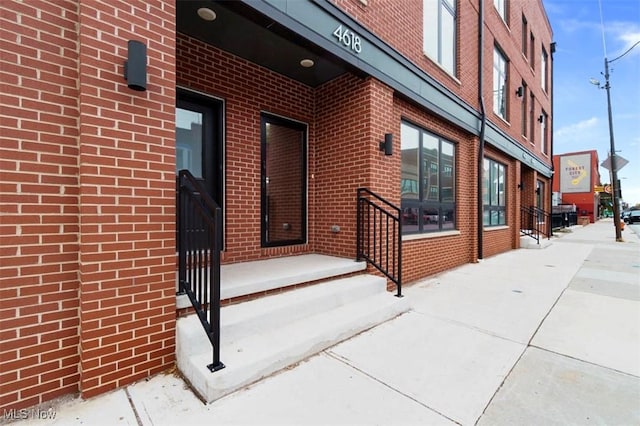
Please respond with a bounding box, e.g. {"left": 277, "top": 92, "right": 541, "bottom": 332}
{"left": 177, "top": 0, "right": 356, "bottom": 88}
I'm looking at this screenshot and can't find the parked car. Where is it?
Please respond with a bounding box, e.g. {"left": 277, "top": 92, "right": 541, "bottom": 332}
{"left": 627, "top": 210, "right": 640, "bottom": 224}
{"left": 622, "top": 211, "right": 631, "bottom": 223}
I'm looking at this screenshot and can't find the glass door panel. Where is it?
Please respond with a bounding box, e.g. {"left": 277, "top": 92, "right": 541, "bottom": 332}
{"left": 261, "top": 114, "right": 307, "bottom": 247}
{"left": 176, "top": 91, "right": 224, "bottom": 249}
{"left": 176, "top": 108, "right": 204, "bottom": 178}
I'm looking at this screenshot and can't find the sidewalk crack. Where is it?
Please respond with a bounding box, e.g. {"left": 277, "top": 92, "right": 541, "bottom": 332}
{"left": 324, "top": 351, "right": 463, "bottom": 425}
{"left": 125, "top": 387, "right": 144, "bottom": 426}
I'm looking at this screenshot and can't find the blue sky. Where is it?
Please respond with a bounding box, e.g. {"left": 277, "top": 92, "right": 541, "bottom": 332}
{"left": 543, "top": 0, "right": 640, "bottom": 207}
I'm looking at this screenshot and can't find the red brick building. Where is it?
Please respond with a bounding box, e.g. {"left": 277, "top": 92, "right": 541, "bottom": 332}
{"left": 0, "top": 0, "right": 554, "bottom": 411}
{"left": 553, "top": 150, "right": 602, "bottom": 223}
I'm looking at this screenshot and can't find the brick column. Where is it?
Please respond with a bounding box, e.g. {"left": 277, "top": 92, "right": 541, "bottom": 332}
{"left": 76, "top": 1, "right": 176, "bottom": 398}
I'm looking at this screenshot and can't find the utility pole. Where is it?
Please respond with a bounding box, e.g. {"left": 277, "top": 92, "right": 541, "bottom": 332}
{"left": 603, "top": 57, "right": 623, "bottom": 242}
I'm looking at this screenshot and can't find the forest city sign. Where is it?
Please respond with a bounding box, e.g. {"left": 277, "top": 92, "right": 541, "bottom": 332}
{"left": 560, "top": 154, "right": 591, "bottom": 193}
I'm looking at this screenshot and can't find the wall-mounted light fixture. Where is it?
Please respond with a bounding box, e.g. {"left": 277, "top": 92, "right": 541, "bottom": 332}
{"left": 379, "top": 133, "right": 393, "bottom": 156}
{"left": 517, "top": 183, "right": 524, "bottom": 190}
{"left": 515, "top": 86, "right": 524, "bottom": 97}
{"left": 124, "top": 40, "right": 147, "bottom": 92}
{"left": 538, "top": 114, "right": 544, "bottom": 123}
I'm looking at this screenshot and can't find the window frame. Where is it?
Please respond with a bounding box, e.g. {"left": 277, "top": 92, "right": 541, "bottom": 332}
{"left": 541, "top": 47, "right": 548, "bottom": 92}
{"left": 536, "top": 180, "right": 545, "bottom": 209}
{"left": 522, "top": 15, "right": 528, "bottom": 58}
{"left": 400, "top": 120, "right": 456, "bottom": 235}
{"left": 483, "top": 157, "right": 507, "bottom": 227}
{"left": 529, "top": 92, "right": 535, "bottom": 145}
{"left": 529, "top": 32, "right": 535, "bottom": 70}
{"left": 520, "top": 81, "right": 528, "bottom": 138}
{"left": 540, "top": 110, "right": 548, "bottom": 155}
{"left": 423, "top": 0, "right": 457, "bottom": 76}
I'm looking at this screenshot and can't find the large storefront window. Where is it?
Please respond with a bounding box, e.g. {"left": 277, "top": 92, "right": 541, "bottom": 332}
{"left": 401, "top": 121, "right": 456, "bottom": 234}
{"left": 483, "top": 158, "right": 506, "bottom": 226}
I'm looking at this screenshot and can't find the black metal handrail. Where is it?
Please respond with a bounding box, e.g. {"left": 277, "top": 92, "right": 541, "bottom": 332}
{"left": 178, "top": 169, "right": 224, "bottom": 372}
{"left": 520, "top": 205, "right": 552, "bottom": 244}
{"left": 551, "top": 205, "right": 578, "bottom": 229}
{"left": 356, "top": 188, "right": 402, "bottom": 297}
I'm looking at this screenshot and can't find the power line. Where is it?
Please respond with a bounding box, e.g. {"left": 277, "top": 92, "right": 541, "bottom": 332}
{"left": 610, "top": 40, "right": 640, "bottom": 63}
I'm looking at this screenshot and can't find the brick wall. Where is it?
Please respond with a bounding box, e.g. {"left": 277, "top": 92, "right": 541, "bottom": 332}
{"left": 332, "top": 0, "right": 480, "bottom": 109}
{"left": 333, "top": 0, "right": 552, "bottom": 171}
{"left": 76, "top": 1, "right": 176, "bottom": 399}
{"left": 314, "top": 75, "right": 393, "bottom": 259}
{"left": 0, "top": 0, "right": 177, "bottom": 411}
{"left": 0, "top": 0, "right": 80, "bottom": 411}
{"left": 331, "top": 0, "right": 553, "bottom": 263}
{"left": 483, "top": 0, "right": 553, "bottom": 165}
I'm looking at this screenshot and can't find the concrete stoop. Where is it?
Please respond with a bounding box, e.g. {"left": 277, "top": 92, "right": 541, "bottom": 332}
{"left": 176, "top": 274, "right": 409, "bottom": 403}
{"left": 520, "top": 235, "right": 553, "bottom": 249}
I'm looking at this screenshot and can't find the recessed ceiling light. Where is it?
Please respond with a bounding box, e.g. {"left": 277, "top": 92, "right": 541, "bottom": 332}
{"left": 300, "top": 59, "right": 314, "bottom": 68}
{"left": 197, "top": 7, "right": 217, "bottom": 21}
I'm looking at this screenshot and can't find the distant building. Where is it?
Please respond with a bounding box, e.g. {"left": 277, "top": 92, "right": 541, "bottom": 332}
{"left": 552, "top": 150, "right": 602, "bottom": 223}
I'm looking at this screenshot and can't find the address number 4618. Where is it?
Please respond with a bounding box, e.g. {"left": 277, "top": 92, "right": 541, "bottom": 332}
{"left": 333, "top": 25, "right": 362, "bottom": 54}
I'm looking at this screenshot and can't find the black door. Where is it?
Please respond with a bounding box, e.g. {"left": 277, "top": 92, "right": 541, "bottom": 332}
{"left": 176, "top": 90, "right": 224, "bottom": 247}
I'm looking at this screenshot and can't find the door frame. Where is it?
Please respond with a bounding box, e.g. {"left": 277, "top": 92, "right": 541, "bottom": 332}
{"left": 260, "top": 112, "right": 308, "bottom": 247}
{"left": 176, "top": 87, "right": 225, "bottom": 245}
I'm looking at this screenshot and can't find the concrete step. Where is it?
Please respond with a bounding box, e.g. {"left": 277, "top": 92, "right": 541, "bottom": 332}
{"left": 520, "top": 235, "right": 553, "bottom": 249}
{"left": 176, "top": 274, "right": 409, "bottom": 403}
{"left": 176, "top": 254, "right": 367, "bottom": 309}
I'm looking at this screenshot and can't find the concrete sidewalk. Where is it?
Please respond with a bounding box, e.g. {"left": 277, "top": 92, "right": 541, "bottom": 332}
{"left": 13, "top": 220, "right": 640, "bottom": 425}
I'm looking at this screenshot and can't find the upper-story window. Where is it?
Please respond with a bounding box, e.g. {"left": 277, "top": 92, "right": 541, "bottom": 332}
{"left": 541, "top": 47, "right": 548, "bottom": 92}
{"left": 493, "top": 46, "right": 508, "bottom": 120}
{"left": 540, "top": 111, "right": 548, "bottom": 155}
{"left": 529, "top": 92, "right": 535, "bottom": 144}
{"left": 529, "top": 32, "right": 535, "bottom": 69}
{"left": 494, "top": 0, "right": 508, "bottom": 23}
{"left": 521, "top": 81, "right": 528, "bottom": 138}
{"left": 522, "top": 15, "right": 528, "bottom": 57}
{"left": 423, "top": 0, "right": 456, "bottom": 75}
{"left": 401, "top": 121, "right": 456, "bottom": 234}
